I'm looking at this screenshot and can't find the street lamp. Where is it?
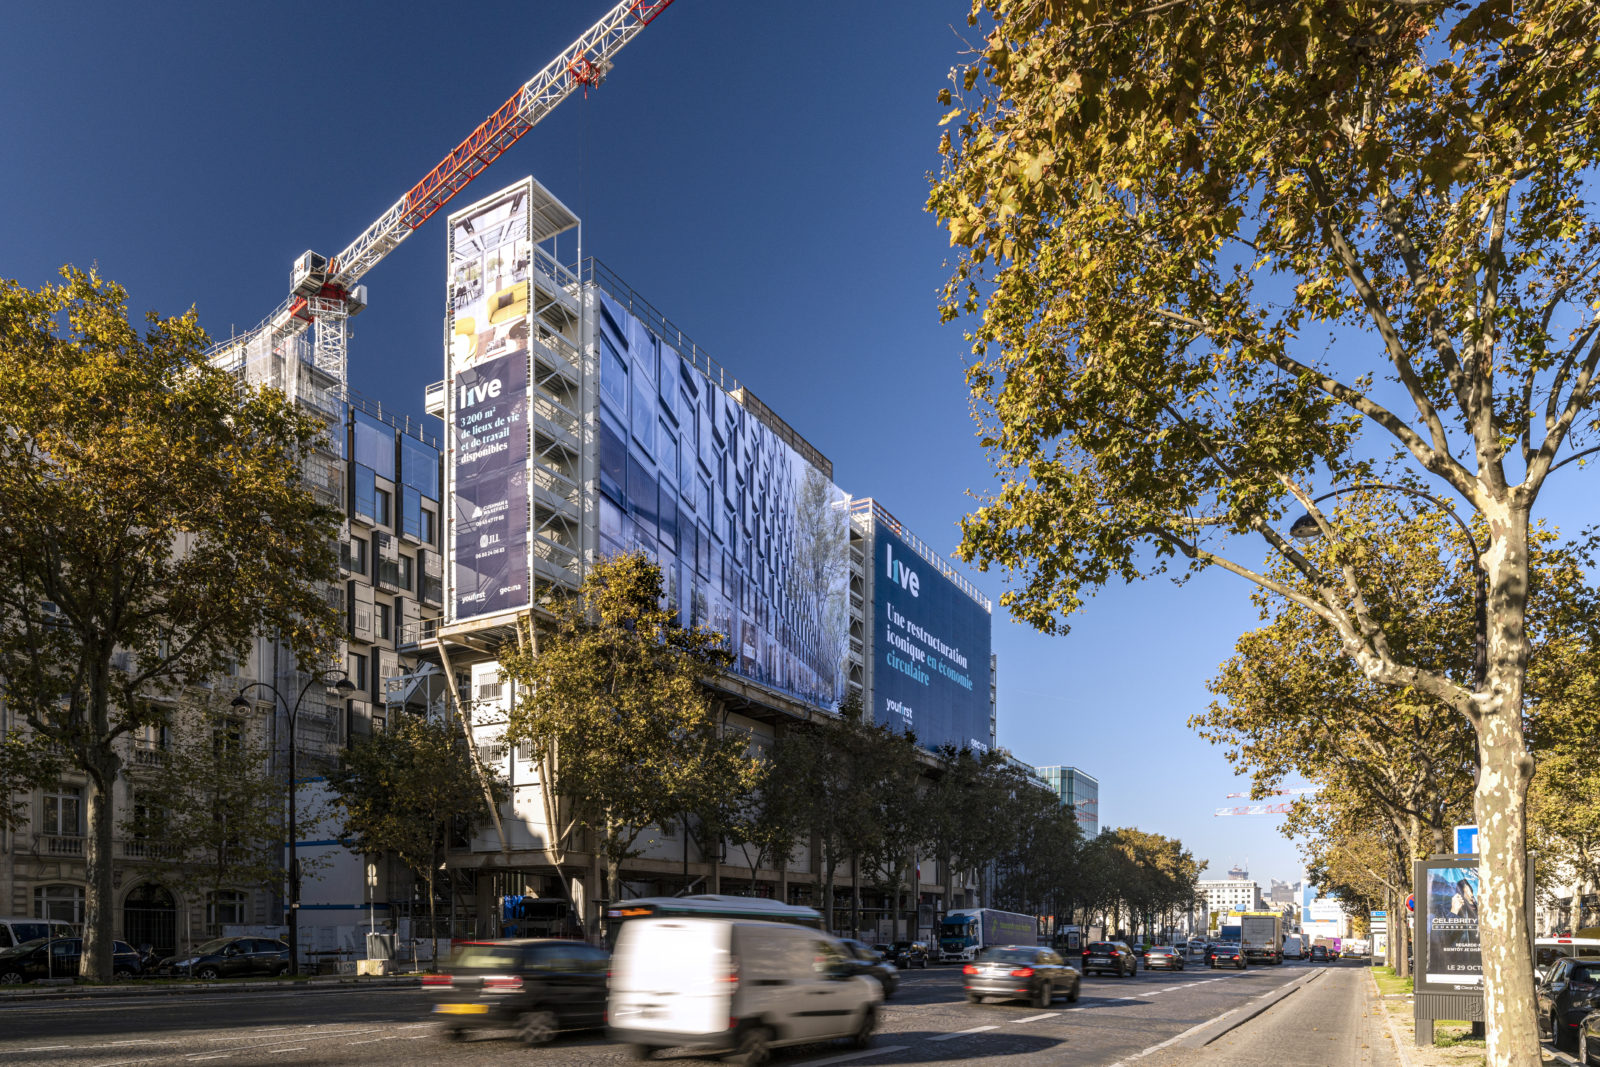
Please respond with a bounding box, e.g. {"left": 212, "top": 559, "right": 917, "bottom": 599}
{"left": 232, "top": 669, "right": 355, "bottom": 976}
{"left": 1288, "top": 482, "right": 1487, "bottom": 688}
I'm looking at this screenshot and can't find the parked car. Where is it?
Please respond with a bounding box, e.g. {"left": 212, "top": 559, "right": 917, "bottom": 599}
{"left": 964, "top": 945, "right": 1080, "bottom": 1007}
{"left": 155, "top": 936, "right": 289, "bottom": 979}
{"left": 1082, "top": 940, "right": 1138, "bottom": 977}
{"left": 840, "top": 939, "right": 899, "bottom": 997}
{"left": 1536, "top": 938, "right": 1600, "bottom": 982}
{"left": 1207, "top": 943, "right": 1246, "bottom": 970}
{"left": 428, "top": 938, "right": 610, "bottom": 1045}
{"left": 1309, "top": 945, "right": 1331, "bottom": 963}
{"left": 0, "top": 937, "right": 142, "bottom": 983}
{"left": 0, "top": 918, "right": 75, "bottom": 951}
{"left": 1539, "top": 957, "right": 1600, "bottom": 1051}
{"left": 609, "top": 917, "right": 880, "bottom": 1064}
{"left": 890, "top": 941, "right": 929, "bottom": 969}
{"left": 1576, "top": 1007, "right": 1600, "bottom": 1064}
{"left": 1143, "top": 946, "right": 1185, "bottom": 971}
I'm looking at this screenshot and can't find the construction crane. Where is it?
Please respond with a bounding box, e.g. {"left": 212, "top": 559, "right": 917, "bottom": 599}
{"left": 1223, "top": 786, "right": 1319, "bottom": 799}
{"left": 1214, "top": 803, "right": 1297, "bottom": 817}
{"left": 212, "top": 0, "right": 675, "bottom": 391}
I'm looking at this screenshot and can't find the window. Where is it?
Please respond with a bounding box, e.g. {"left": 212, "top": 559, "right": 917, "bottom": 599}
{"left": 347, "top": 652, "right": 368, "bottom": 692}
{"left": 375, "top": 602, "right": 392, "bottom": 641}
{"left": 41, "top": 784, "right": 82, "bottom": 837}
{"left": 399, "top": 435, "right": 440, "bottom": 500}
{"left": 34, "top": 884, "right": 83, "bottom": 925}
{"left": 352, "top": 411, "right": 396, "bottom": 479}
{"left": 374, "top": 486, "right": 392, "bottom": 527}
{"left": 397, "top": 554, "right": 414, "bottom": 593}
{"left": 341, "top": 536, "right": 368, "bottom": 576}
{"left": 401, "top": 488, "right": 433, "bottom": 542}
{"left": 353, "top": 465, "right": 378, "bottom": 523}
{"left": 208, "top": 890, "right": 248, "bottom": 930}
{"left": 600, "top": 334, "right": 628, "bottom": 410}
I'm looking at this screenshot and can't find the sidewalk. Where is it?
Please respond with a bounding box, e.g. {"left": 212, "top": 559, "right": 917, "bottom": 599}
{"left": 1367, "top": 966, "right": 1568, "bottom": 1067}
{"left": 0, "top": 973, "right": 421, "bottom": 1002}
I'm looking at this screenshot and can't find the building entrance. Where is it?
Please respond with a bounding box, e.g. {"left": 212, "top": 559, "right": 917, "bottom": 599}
{"left": 122, "top": 883, "right": 177, "bottom": 961}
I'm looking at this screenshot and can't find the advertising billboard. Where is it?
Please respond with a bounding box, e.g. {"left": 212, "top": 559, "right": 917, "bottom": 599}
{"left": 593, "top": 292, "right": 851, "bottom": 711}
{"left": 1420, "top": 862, "right": 1482, "bottom": 989}
{"left": 447, "top": 182, "right": 534, "bottom": 621}
{"left": 872, "top": 524, "right": 992, "bottom": 752}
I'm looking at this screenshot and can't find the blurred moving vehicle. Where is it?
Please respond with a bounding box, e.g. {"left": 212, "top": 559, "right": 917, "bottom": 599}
{"left": 1309, "top": 944, "right": 1331, "bottom": 962}
{"left": 890, "top": 941, "right": 929, "bottom": 969}
{"left": 839, "top": 939, "right": 898, "bottom": 997}
{"left": 155, "top": 937, "right": 289, "bottom": 979}
{"left": 609, "top": 917, "right": 880, "bottom": 1065}
{"left": 963, "top": 945, "right": 1080, "bottom": 1007}
{"left": 604, "top": 895, "right": 822, "bottom": 949}
{"left": 1536, "top": 938, "right": 1600, "bottom": 982}
{"left": 0, "top": 937, "right": 142, "bottom": 982}
{"left": 1143, "top": 946, "right": 1185, "bottom": 971}
{"left": 1538, "top": 957, "right": 1600, "bottom": 1052}
{"left": 1207, "top": 943, "right": 1247, "bottom": 970}
{"left": 1082, "top": 940, "right": 1138, "bottom": 977}
{"left": 429, "top": 939, "right": 610, "bottom": 1045}
{"left": 1282, "top": 934, "right": 1305, "bottom": 960}
{"left": 0, "top": 918, "right": 75, "bottom": 951}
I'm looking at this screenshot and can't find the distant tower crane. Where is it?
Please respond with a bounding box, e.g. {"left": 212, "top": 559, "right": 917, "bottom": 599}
{"left": 213, "top": 0, "right": 676, "bottom": 392}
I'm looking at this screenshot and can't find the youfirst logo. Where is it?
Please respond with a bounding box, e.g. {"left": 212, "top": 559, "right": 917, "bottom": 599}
{"left": 885, "top": 542, "right": 920, "bottom": 597}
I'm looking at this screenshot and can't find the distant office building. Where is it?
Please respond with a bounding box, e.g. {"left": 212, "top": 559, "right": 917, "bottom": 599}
{"left": 1269, "top": 878, "right": 1301, "bottom": 907}
{"left": 1034, "top": 765, "right": 1100, "bottom": 836}
{"left": 1228, "top": 862, "right": 1249, "bottom": 881}
{"left": 1199, "top": 878, "right": 1265, "bottom": 915}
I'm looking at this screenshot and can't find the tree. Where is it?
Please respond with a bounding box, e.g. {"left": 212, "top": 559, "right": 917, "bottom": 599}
{"left": 499, "top": 552, "right": 757, "bottom": 915}
{"left": 0, "top": 269, "right": 340, "bottom": 980}
{"left": 121, "top": 696, "right": 287, "bottom": 935}
{"left": 786, "top": 695, "right": 884, "bottom": 935}
{"left": 931, "top": 5, "right": 1600, "bottom": 1059}
{"left": 860, "top": 725, "right": 933, "bottom": 942}
{"left": 727, "top": 736, "right": 809, "bottom": 895}
{"left": 328, "top": 714, "right": 503, "bottom": 964}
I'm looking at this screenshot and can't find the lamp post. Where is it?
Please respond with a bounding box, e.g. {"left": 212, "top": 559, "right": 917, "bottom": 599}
{"left": 1288, "top": 482, "right": 1487, "bottom": 688}
{"left": 232, "top": 669, "right": 355, "bottom": 976}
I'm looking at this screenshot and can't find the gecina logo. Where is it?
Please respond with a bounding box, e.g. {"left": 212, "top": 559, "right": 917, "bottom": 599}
{"left": 885, "top": 542, "right": 920, "bottom": 597}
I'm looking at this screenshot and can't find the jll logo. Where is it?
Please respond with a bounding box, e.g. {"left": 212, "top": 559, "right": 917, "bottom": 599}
{"left": 885, "top": 543, "right": 920, "bottom": 597}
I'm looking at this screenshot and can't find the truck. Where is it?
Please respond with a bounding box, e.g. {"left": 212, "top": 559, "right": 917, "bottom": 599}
{"left": 1238, "top": 911, "right": 1284, "bottom": 964}
{"left": 1281, "top": 934, "right": 1305, "bottom": 960}
{"left": 937, "top": 908, "right": 1038, "bottom": 963}
{"left": 1313, "top": 935, "right": 1342, "bottom": 958}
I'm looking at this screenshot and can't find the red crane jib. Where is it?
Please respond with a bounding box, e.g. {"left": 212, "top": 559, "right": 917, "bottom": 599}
{"left": 399, "top": 0, "right": 674, "bottom": 233}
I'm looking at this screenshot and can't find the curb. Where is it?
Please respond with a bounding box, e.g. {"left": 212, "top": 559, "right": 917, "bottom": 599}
{"left": 0, "top": 976, "right": 421, "bottom": 1002}
{"left": 1369, "top": 969, "right": 1416, "bottom": 1067}
{"left": 1174, "top": 966, "right": 1326, "bottom": 1048}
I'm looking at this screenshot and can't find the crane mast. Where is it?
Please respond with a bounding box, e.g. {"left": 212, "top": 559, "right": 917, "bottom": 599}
{"left": 211, "top": 0, "right": 674, "bottom": 394}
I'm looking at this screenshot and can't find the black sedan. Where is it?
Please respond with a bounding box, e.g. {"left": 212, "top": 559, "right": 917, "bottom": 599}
{"left": 430, "top": 939, "right": 610, "bottom": 1045}
{"left": 964, "top": 945, "right": 1080, "bottom": 1008}
{"left": 1309, "top": 945, "right": 1331, "bottom": 962}
{"left": 1207, "top": 943, "right": 1247, "bottom": 969}
{"left": 1082, "top": 940, "right": 1138, "bottom": 977}
{"left": 1539, "top": 958, "right": 1600, "bottom": 1051}
{"left": 0, "top": 938, "right": 143, "bottom": 983}
{"left": 1143, "top": 946, "right": 1185, "bottom": 971}
{"left": 155, "top": 936, "right": 289, "bottom": 979}
{"left": 1577, "top": 1008, "right": 1600, "bottom": 1064}
{"left": 840, "top": 939, "right": 899, "bottom": 997}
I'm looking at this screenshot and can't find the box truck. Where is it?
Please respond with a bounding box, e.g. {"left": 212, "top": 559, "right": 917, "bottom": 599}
{"left": 937, "top": 909, "right": 1038, "bottom": 963}
{"left": 1239, "top": 912, "right": 1284, "bottom": 964}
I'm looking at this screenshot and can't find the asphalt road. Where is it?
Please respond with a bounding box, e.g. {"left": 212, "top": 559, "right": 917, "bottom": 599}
{"left": 0, "top": 957, "right": 1381, "bottom": 1067}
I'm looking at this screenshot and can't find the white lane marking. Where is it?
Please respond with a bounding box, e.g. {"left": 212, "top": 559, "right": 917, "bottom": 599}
{"left": 1011, "top": 1012, "right": 1060, "bottom": 1024}
{"left": 928, "top": 1025, "right": 999, "bottom": 1042}
{"left": 9, "top": 1048, "right": 72, "bottom": 1054}
{"left": 187, "top": 1056, "right": 234, "bottom": 1062}
{"left": 794, "top": 1045, "right": 909, "bottom": 1067}
{"left": 253, "top": 1026, "right": 288, "bottom": 1031}
{"left": 347, "top": 1037, "right": 398, "bottom": 1045}
{"left": 1104, "top": 1007, "right": 1242, "bottom": 1067}
{"left": 266, "top": 1049, "right": 306, "bottom": 1055}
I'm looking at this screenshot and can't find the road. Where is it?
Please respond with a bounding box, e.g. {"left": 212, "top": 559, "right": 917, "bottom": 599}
{"left": 0, "top": 957, "right": 1390, "bottom": 1067}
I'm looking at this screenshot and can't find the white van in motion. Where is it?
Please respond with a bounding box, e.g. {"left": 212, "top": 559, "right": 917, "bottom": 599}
{"left": 609, "top": 917, "right": 881, "bottom": 1064}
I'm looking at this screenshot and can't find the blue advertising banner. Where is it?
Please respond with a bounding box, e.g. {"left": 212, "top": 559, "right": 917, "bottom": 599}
{"left": 872, "top": 526, "right": 992, "bottom": 752}
{"left": 452, "top": 350, "right": 529, "bottom": 618}
{"left": 448, "top": 181, "right": 534, "bottom": 622}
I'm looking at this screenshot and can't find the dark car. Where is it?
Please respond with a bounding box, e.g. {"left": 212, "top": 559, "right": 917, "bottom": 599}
{"left": 1082, "top": 940, "right": 1137, "bottom": 977}
{"left": 890, "top": 941, "right": 929, "bottom": 969}
{"left": 840, "top": 939, "right": 899, "bottom": 997}
{"left": 1143, "top": 946, "right": 1185, "bottom": 971}
{"left": 0, "top": 937, "right": 143, "bottom": 983}
{"left": 1577, "top": 1008, "right": 1600, "bottom": 1064}
{"left": 964, "top": 945, "right": 1080, "bottom": 1007}
{"left": 429, "top": 938, "right": 610, "bottom": 1045}
{"left": 156, "top": 936, "right": 289, "bottom": 979}
{"left": 1207, "top": 943, "right": 1246, "bottom": 970}
{"left": 1309, "top": 944, "right": 1331, "bottom": 962}
{"left": 1539, "top": 958, "right": 1600, "bottom": 1051}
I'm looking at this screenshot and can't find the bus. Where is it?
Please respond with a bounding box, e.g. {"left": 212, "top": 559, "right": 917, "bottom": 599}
{"left": 603, "top": 895, "right": 824, "bottom": 945}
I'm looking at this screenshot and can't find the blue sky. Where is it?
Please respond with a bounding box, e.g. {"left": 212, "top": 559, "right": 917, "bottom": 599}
{"left": 6, "top": 1, "right": 1594, "bottom": 890}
